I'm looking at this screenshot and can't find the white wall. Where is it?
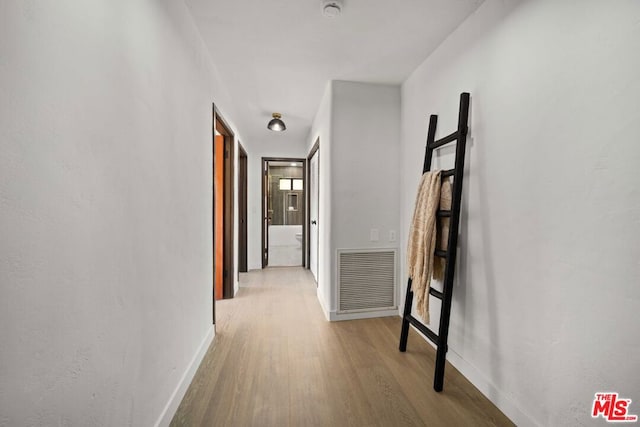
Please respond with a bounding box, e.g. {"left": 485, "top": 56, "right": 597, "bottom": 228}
{"left": 0, "top": 1, "right": 244, "bottom": 425}
{"left": 400, "top": 1, "right": 640, "bottom": 425}
{"left": 331, "top": 81, "right": 401, "bottom": 315}
{"left": 307, "top": 81, "right": 401, "bottom": 319}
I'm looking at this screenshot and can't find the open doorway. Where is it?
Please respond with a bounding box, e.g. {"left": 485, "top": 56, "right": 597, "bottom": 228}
{"left": 213, "top": 106, "right": 235, "bottom": 315}
{"left": 261, "top": 158, "right": 306, "bottom": 268}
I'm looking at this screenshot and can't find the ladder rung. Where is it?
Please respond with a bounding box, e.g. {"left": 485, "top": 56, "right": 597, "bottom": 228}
{"left": 430, "top": 131, "right": 458, "bottom": 149}
{"left": 441, "top": 169, "right": 455, "bottom": 178}
{"left": 436, "top": 210, "right": 451, "bottom": 217}
{"left": 429, "top": 288, "right": 443, "bottom": 299}
{"left": 434, "top": 249, "right": 447, "bottom": 258}
{"left": 406, "top": 314, "right": 439, "bottom": 345}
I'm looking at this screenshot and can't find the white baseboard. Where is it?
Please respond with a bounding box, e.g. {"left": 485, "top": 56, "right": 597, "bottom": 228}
{"left": 405, "top": 319, "right": 537, "bottom": 427}
{"left": 330, "top": 308, "right": 398, "bottom": 322}
{"left": 154, "top": 326, "right": 215, "bottom": 427}
{"left": 445, "top": 348, "right": 537, "bottom": 427}
{"left": 316, "top": 288, "right": 331, "bottom": 321}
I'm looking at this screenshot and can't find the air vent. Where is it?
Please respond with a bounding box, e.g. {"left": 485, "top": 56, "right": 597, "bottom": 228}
{"left": 337, "top": 249, "right": 397, "bottom": 313}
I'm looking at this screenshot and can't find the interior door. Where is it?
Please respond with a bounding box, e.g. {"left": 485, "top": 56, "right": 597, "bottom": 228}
{"left": 309, "top": 151, "right": 319, "bottom": 282}
{"left": 214, "top": 135, "right": 224, "bottom": 299}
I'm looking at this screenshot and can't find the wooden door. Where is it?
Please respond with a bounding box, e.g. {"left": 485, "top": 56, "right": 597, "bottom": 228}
{"left": 214, "top": 135, "right": 224, "bottom": 300}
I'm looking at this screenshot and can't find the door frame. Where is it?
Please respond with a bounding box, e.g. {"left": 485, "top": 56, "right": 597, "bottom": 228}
{"left": 306, "top": 139, "right": 319, "bottom": 273}
{"left": 213, "top": 105, "right": 235, "bottom": 303}
{"left": 238, "top": 143, "right": 248, "bottom": 274}
{"left": 261, "top": 157, "right": 307, "bottom": 268}
{"left": 211, "top": 105, "right": 216, "bottom": 324}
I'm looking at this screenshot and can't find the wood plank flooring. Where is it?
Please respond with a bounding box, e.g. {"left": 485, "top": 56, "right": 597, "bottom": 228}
{"left": 171, "top": 267, "right": 513, "bottom": 427}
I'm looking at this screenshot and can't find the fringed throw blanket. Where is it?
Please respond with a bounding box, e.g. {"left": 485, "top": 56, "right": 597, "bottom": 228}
{"left": 433, "top": 177, "right": 451, "bottom": 281}
{"left": 407, "top": 171, "right": 450, "bottom": 323}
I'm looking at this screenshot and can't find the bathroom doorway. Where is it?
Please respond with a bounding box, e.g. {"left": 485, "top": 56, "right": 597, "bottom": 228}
{"left": 261, "top": 158, "right": 306, "bottom": 268}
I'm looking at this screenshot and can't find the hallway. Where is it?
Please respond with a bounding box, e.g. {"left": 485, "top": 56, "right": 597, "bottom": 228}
{"left": 171, "top": 268, "right": 512, "bottom": 426}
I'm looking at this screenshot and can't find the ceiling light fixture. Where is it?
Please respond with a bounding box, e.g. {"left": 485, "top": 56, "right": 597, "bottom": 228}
{"left": 322, "top": 0, "right": 343, "bottom": 18}
{"left": 267, "top": 113, "right": 286, "bottom": 132}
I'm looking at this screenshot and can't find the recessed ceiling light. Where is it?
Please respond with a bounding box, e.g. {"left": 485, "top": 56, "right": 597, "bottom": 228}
{"left": 322, "top": 0, "right": 343, "bottom": 18}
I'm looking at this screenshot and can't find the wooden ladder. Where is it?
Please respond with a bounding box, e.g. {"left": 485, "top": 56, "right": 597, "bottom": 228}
{"left": 399, "top": 92, "right": 470, "bottom": 392}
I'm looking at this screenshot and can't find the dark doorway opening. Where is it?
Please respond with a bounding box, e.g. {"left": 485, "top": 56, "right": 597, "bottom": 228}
{"left": 238, "top": 144, "right": 248, "bottom": 274}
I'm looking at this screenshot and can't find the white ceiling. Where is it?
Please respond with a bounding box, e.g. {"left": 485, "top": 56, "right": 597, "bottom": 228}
{"left": 185, "top": 0, "right": 483, "bottom": 148}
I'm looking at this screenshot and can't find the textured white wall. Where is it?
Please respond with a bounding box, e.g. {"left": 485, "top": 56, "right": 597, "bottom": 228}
{"left": 400, "top": 1, "right": 640, "bottom": 425}
{"left": 0, "top": 1, "right": 243, "bottom": 425}
{"left": 307, "top": 81, "right": 401, "bottom": 317}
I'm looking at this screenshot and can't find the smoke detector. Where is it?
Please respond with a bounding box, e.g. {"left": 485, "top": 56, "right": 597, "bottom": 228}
{"left": 322, "top": 0, "right": 343, "bottom": 18}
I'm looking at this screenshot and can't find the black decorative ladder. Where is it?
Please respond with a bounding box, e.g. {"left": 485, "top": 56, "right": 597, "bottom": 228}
{"left": 399, "top": 92, "right": 470, "bottom": 392}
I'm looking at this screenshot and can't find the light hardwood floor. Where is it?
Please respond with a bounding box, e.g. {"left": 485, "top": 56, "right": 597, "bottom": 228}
{"left": 171, "top": 267, "right": 513, "bottom": 427}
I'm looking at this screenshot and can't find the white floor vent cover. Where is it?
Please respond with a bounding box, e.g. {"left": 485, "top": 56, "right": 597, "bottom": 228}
{"left": 337, "top": 249, "right": 397, "bottom": 313}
